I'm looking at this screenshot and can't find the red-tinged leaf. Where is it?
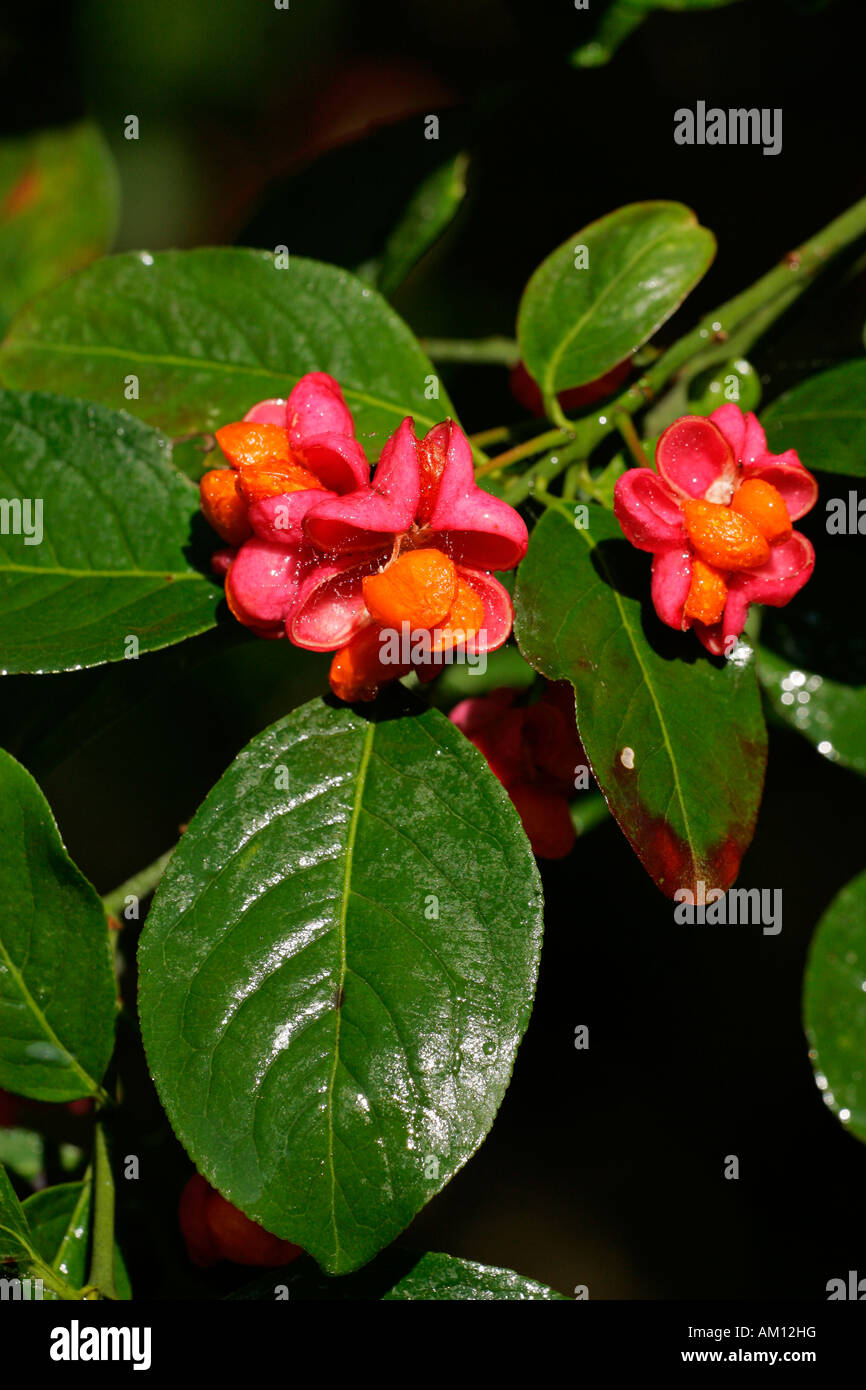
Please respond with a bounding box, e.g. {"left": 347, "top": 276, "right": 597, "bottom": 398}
{"left": 514, "top": 503, "right": 767, "bottom": 897}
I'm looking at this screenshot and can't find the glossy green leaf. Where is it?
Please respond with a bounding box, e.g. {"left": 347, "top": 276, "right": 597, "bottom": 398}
{"left": 229, "top": 1248, "right": 564, "bottom": 1300}
{"left": 762, "top": 362, "right": 866, "bottom": 477}
{"left": 22, "top": 1181, "right": 131, "bottom": 1299}
{"left": 139, "top": 695, "right": 543, "bottom": 1275}
{"left": 757, "top": 647, "right": 866, "bottom": 777}
{"left": 0, "top": 122, "right": 118, "bottom": 334}
{"left": 0, "top": 390, "right": 222, "bottom": 674}
{"left": 804, "top": 869, "right": 866, "bottom": 1144}
{"left": 0, "top": 249, "right": 454, "bottom": 448}
{"left": 0, "top": 1160, "right": 30, "bottom": 1261}
{"left": 382, "top": 1252, "right": 568, "bottom": 1300}
{"left": 514, "top": 504, "right": 767, "bottom": 897}
{"left": 375, "top": 153, "right": 469, "bottom": 298}
{"left": 0, "top": 748, "right": 116, "bottom": 1101}
{"left": 517, "top": 202, "right": 715, "bottom": 395}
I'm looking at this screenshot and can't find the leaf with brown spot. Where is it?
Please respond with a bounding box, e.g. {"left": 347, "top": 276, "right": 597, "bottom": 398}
{"left": 514, "top": 503, "right": 767, "bottom": 897}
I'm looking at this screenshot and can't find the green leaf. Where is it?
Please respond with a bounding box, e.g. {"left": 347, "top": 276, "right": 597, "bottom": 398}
{"left": 757, "top": 647, "right": 866, "bottom": 777}
{"left": 0, "top": 1160, "right": 31, "bottom": 1260}
{"left": 0, "top": 249, "right": 454, "bottom": 448}
{"left": 762, "top": 362, "right": 866, "bottom": 477}
{"left": 0, "top": 748, "right": 116, "bottom": 1101}
{"left": 229, "top": 1248, "right": 565, "bottom": 1300}
{"left": 0, "top": 390, "right": 222, "bottom": 674}
{"left": 517, "top": 202, "right": 715, "bottom": 395}
{"left": 0, "top": 122, "right": 118, "bottom": 335}
{"left": 22, "top": 1181, "right": 131, "bottom": 1299}
{"left": 382, "top": 1252, "right": 568, "bottom": 1300}
{"left": 514, "top": 505, "right": 767, "bottom": 896}
{"left": 804, "top": 869, "right": 866, "bottom": 1144}
{"left": 0, "top": 1128, "right": 44, "bottom": 1182}
{"left": 139, "top": 695, "right": 543, "bottom": 1275}
{"left": 375, "top": 153, "right": 469, "bottom": 298}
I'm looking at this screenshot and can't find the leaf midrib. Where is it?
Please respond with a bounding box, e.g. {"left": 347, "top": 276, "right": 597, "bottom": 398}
{"left": 50, "top": 1180, "right": 91, "bottom": 1278}
{"left": 0, "top": 561, "right": 204, "bottom": 580}
{"left": 4, "top": 339, "right": 442, "bottom": 431}
{"left": 541, "top": 222, "right": 698, "bottom": 392}
{"left": 325, "top": 720, "right": 375, "bottom": 1266}
{"left": 545, "top": 504, "right": 698, "bottom": 866}
{"left": 0, "top": 926, "right": 102, "bottom": 1098}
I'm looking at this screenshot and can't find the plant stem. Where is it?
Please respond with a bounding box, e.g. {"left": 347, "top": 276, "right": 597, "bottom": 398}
{"left": 468, "top": 425, "right": 510, "bottom": 448}
{"left": 505, "top": 440, "right": 602, "bottom": 506}
{"left": 88, "top": 1118, "right": 117, "bottom": 1300}
{"left": 421, "top": 336, "right": 521, "bottom": 366}
{"left": 6, "top": 1238, "right": 88, "bottom": 1300}
{"left": 562, "top": 463, "right": 583, "bottom": 501}
{"left": 613, "top": 409, "right": 650, "bottom": 468}
{"left": 101, "top": 847, "right": 174, "bottom": 918}
{"left": 571, "top": 0, "right": 649, "bottom": 69}
{"left": 504, "top": 194, "right": 866, "bottom": 501}
{"left": 571, "top": 791, "right": 611, "bottom": 838}
{"left": 475, "top": 425, "right": 573, "bottom": 478}
{"left": 529, "top": 486, "right": 575, "bottom": 525}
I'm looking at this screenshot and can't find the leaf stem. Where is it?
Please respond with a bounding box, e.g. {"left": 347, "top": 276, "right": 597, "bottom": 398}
{"left": 101, "top": 847, "right": 174, "bottom": 918}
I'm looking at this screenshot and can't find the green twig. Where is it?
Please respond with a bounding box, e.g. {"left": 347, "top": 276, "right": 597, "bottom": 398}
{"left": 475, "top": 425, "right": 573, "bottom": 478}
{"left": 562, "top": 463, "right": 583, "bottom": 501}
{"left": 502, "top": 194, "right": 866, "bottom": 503}
{"left": 613, "top": 409, "right": 650, "bottom": 469}
{"left": 101, "top": 848, "right": 174, "bottom": 918}
{"left": 571, "top": 0, "right": 649, "bottom": 69}
{"left": 468, "top": 425, "right": 510, "bottom": 448}
{"left": 420, "top": 336, "right": 521, "bottom": 366}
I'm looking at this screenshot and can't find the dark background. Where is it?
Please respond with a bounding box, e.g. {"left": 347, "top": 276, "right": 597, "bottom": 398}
{"left": 1, "top": 0, "right": 864, "bottom": 1298}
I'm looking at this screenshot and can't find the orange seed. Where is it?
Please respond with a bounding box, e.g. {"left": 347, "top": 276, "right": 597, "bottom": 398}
{"left": 215, "top": 422, "right": 292, "bottom": 470}
{"left": 329, "top": 625, "right": 405, "bottom": 702}
{"left": 362, "top": 548, "right": 457, "bottom": 631}
{"left": 682, "top": 498, "right": 770, "bottom": 571}
{"left": 200, "top": 469, "right": 252, "bottom": 545}
{"left": 428, "top": 579, "right": 485, "bottom": 653}
{"left": 235, "top": 461, "right": 325, "bottom": 505}
{"left": 730, "top": 478, "right": 791, "bottom": 543}
{"left": 683, "top": 558, "right": 728, "bottom": 626}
